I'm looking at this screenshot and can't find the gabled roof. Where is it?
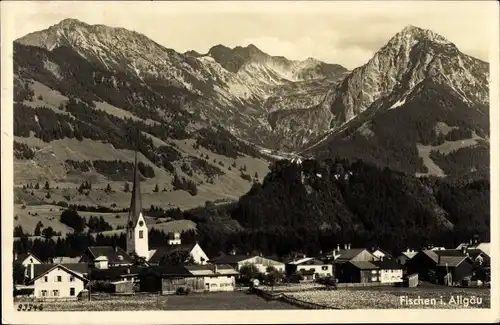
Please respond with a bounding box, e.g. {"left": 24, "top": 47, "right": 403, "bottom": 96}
{"left": 148, "top": 244, "right": 198, "bottom": 264}
{"left": 436, "top": 256, "right": 470, "bottom": 267}
{"left": 370, "top": 248, "right": 393, "bottom": 257}
{"left": 336, "top": 248, "right": 368, "bottom": 261}
{"left": 85, "top": 246, "right": 134, "bottom": 264}
{"left": 288, "top": 257, "right": 325, "bottom": 265}
{"left": 348, "top": 261, "right": 379, "bottom": 270}
{"left": 400, "top": 251, "right": 418, "bottom": 259}
{"left": 32, "top": 263, "right": 88, "bottom": 282}
{"left": 90, "top": 265, "right": 143, "bottom": 280}
{"left": 372, "top": 259, "right": 403, "bottom": 270}
{"left": 15, "top": 252, "right": 42, "bottom": 264}
{"left": 422, "top": 250, "right": 439, "bottom": 263}
{"left": 435, "top": 249, "right": 490, "bottom": 262}
{"left": 209, "top": 254, "right": 257, "bottom": 264}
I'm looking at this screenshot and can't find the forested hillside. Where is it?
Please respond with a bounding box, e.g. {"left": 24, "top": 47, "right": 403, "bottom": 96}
{"left": 14, "top": 159, "right": 490, "bottom": 260}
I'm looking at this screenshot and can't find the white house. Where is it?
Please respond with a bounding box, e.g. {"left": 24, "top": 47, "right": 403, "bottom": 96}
{"left": 369, "top": 247, "right": 393, "bottom": 261}
{"left": 373, "top": 260, "right": 403, "bottom": 284}
{"left": 185, "top": 264, "right": 239, "bottom": 292}
{"left": 209, "top": 254, "right": 285, "bottom": 274}
{"left": 14, "top": 252, "right": 42, "bottom": 280}
{"left": 31, "top": 264, "right": 88, "bottom": 300}
{"left": 286, "top": 257, "right": 333, "bottom": 280}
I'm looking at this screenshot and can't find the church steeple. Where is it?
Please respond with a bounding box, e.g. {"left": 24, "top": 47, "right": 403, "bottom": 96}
{"left": 126, "top": 129, "right": 149, "bottom": 259}
{"left": 127, "top": 143, "right": 142, "bottom": 225}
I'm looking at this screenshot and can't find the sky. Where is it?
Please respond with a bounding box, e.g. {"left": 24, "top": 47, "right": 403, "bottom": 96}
{"left": 2, "top": 1, "right": 498, "bottom": 69}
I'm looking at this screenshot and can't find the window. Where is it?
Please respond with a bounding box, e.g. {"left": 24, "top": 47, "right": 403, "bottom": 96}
{"left": 41, "top": 290, "right": 47, "bottom": 297}
{"left": 69, "top": 275, "right": 75, "bottom": 282}
{"left": 321, "top": 266, "right": 329, "bottom": 271}
{"left": 211, "top": 283, "right": 217, "bottom": 287}
{"left": 70, "top": 288, "right": 75, "bottom": 296}
{"left": 129, "top": 230, "right": 132, "bottom": 239}
{"left": 56, "top": 276, "right": 62, "bottom": 282}
{"left": 52, "top": 290, "right": 59, "bottom": 297}
{"left": 44, "top": 276, "right": 48, "bottom": 282}
{"left": 371, "top": 276, "right": 377, "bottom": 282}
{"left": 227, "top": 276, "right": 232, "bottom": 278}
{"left": 139, "top": 230, "right": 144, "bottom": 239}
{"left": 371, "top": 270, "right": 377, "bottom": 274}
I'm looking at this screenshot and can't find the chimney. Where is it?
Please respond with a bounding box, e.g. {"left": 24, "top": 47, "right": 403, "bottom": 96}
{"left": 213, "top": 264, "right": 218, "bottom": 274}
{"left": 348, "top": 243, "right": 351, "bottom": 250}
{"left": 114, "top": 245, "right": 118, "bottom": 253}
{"left": 461, "top": 246, "right": 467, "bottom": 255}
{"left": 337, "top": 244, "right": 340, "bottom": 252}
{"left": 469, "top": 238, "right": 473, "bottom": 245}
{"left": 127, "top": 268, "right": 130, "bottom": 274}
{"left": 344, "top": 244, "right": 347, "bottom": 250}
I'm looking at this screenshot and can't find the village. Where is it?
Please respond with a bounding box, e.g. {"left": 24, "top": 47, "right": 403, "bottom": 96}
{"left": 13, "top": 153, "right": 491, "bottom": 310}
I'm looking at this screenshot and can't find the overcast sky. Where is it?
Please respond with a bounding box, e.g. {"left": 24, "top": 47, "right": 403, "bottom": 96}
{"left": 3, "top": 1, "right": 497, "bottom": 69}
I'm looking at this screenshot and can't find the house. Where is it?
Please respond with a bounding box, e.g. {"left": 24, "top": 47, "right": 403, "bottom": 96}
{"left": 337, "top": 261, "right": 380, "bottom": 283}
{"left": 334, "top": 246, "right": 378, "bottom": 264}
{"left": 402, "top": 273, "right": 419, "bottom": 287}
{"left": 209, "top": 254, "right": 285, "bottom": 274}
{"left": 79, "top": 246, "right": 135, "bottom": 267}
{"left": 434, "top": 255, "right": 475, "bottom": 286}
{"left": 372, "top": 259, "right": 403, "bottom": 284}
{"left": 405, "top": 250, "right": 441, "bottom": 282}
{"left": 139, "top": 264, "right": 239, "bottom": 294}
{"left": 406, "top": 249, "right": 478, "bottom": 285}
{"left": 437, "top": 248, "right": 490, "bottom": 266}
{"left": 369, "top": 247, "right": 393, "bottom": 261}
{"left": 30, "top": 263, "right": 88, "bottom": 300}
{"left": 14, "top": 252, "right": 42, "bottom": 280}
{"left": 285, "top": 257, "right": 333, "bottom": 281}
{"left": 396, "top": 249, "right": 418, "bottom": 265}
{"left": 89, "top": 263, "right": 142, "bottom": 294}
{"left": 148, "top": 242, "right": 210, "bottom": 265}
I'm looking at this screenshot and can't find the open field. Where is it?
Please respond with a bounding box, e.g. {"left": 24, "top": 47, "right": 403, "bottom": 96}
{"left": 284, "top": 286, "right": 490, "bottom": 309}
{"left": 18, "top": 291, "right": 298, "bottom": 311}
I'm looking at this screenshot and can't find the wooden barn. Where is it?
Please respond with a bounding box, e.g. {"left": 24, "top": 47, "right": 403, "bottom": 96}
{"left": 337, "top": 261, "right": 380, "bottom": 283}
{"left": 139, "top": 264, "right": 238, "bottom": 294}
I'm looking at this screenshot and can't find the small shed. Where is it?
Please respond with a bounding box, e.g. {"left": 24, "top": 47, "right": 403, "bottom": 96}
{"left": 111, "top": 280, "right": 135, "bottom": 294}
{"left": 404, "top": 273, "right": 419, "bottom": 287}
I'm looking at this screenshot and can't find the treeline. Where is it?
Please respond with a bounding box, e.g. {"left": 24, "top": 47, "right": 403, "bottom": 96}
{"left": 185, "top": 158, "right": 490, "bottom": 256}
{"left": 172, "top": 174, "right": 198, "bottom": 196}
{"left": 430, "top": 145, "right": 489, "bottom": 177}
{"left": 188, "top": 156, "right": 225, "bottom": 178}
{"left": 14, "top": 141, "right": 36, "bottom": 160}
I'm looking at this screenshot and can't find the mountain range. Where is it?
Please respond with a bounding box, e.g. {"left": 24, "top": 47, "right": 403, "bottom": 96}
{"left": 12, "top": 18, "right": 490, "bottom": 225}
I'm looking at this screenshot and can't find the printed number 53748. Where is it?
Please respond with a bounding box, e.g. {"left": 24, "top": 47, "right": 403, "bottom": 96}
{"left": 17, "top": 303, "right": 43, "bottom": 311}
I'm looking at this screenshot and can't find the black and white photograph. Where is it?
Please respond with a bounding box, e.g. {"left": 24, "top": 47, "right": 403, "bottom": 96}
{"left": 1, "top": 0, "right": 499, "bottom": 323}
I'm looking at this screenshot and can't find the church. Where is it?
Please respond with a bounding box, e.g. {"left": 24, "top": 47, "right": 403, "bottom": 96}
{"left": 81, "top": 144, "right": 209, "bottom": 269}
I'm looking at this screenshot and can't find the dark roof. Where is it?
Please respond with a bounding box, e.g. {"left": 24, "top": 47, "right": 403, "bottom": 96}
{"left": 435, "top": 249, "right": 489, "bottom": 261}
{"left": 436, "top": 256, "right": 470, "bottom": 267}
{"left": 372, "top": 259, "right": 403, "bottom": 270}
{"left": 32, "top": 263, "right": 89, "bottom": 281}
{"left": 127, "top": 145, "right": 143, "bottom": 227}
{"left": 90, "top": 265, "right": 142, "bottom": 280}
{"left": 336, "top": 248, "right": 367, "bottom": 261}
{"left": 209, "top": 254, "right": 255, "bottom": 264}
{"left": 148, "top": 244, "right": 197, "bottom": 264}
{"left": 144, "top": 265, "right": 194, "bottom": 277}
{"left": 86, "top": 246, "right": 134, "bottom": 264}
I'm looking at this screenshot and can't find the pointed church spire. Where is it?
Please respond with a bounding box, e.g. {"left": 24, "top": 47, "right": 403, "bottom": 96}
{"left": 127, "top": 129, "right": 142, "bottom": 226}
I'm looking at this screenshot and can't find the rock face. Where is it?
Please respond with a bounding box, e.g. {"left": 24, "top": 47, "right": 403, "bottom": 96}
{"left": 15, "top": 19, "right": 489, "bottom": 176}
{"left": 323, "top": 25, "right": 488, "bottom": 128}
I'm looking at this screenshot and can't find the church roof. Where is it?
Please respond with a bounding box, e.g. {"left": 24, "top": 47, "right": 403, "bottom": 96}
{"left": 127, "top": 132, "right": 143, "bottom": 227}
